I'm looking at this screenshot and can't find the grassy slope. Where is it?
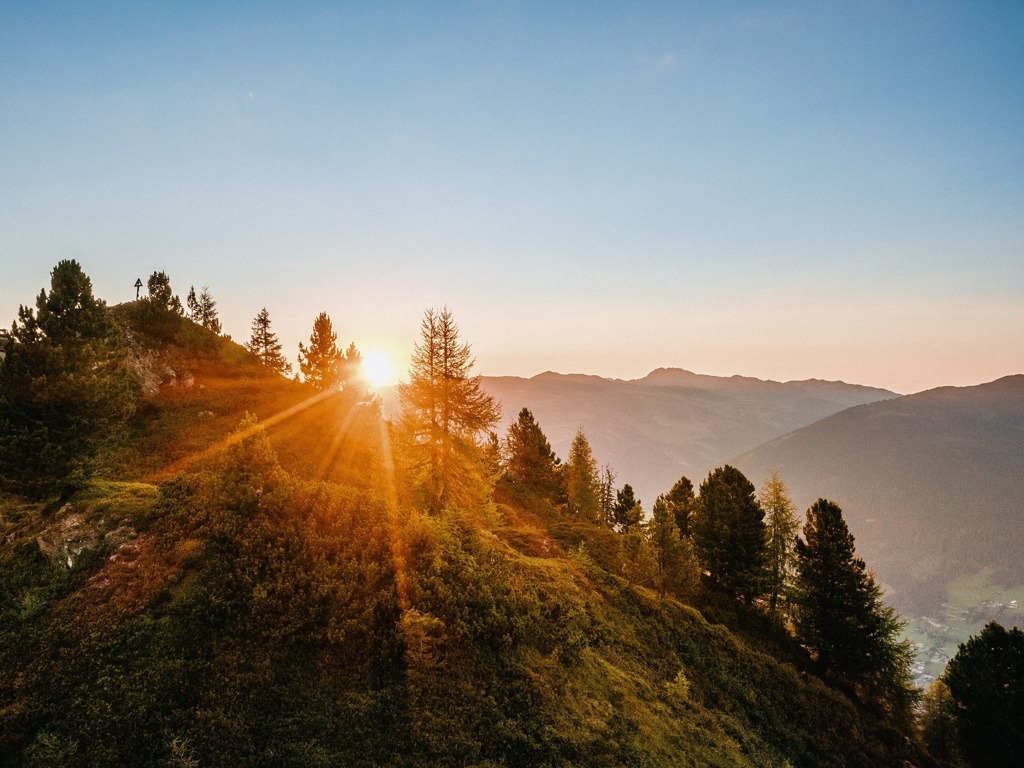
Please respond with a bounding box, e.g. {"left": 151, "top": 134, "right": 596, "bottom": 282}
{"left": 0, "top": 313, "right": 928, "bottom": 767}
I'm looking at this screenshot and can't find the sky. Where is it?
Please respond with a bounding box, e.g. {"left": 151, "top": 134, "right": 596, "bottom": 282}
{"left": 1, "top": 1, "right": 1022, "bottom": 394}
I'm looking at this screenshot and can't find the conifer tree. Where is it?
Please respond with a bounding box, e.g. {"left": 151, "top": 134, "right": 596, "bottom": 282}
{"left": 0, "top": 260, "right": 137, "bottom": 497}
{"left": 794, "top": 499, "right": 915, "bottom": 714}
{"left": 186, "top": 285, "right": 200, "bottom": 320}
{"left": 147, "top": 270, "right": 183, "bottom": 314}
{"left": 759, "top": 471, "right": 800, "bottom": 620}
{"left": 665, "top": 474, "right": 695, "bottom": 537}
{"left": 613, "top": 484, "right": 643, "bottom": 531}
{"left": 691, "top": 465, "right": 766, "bottom": 602}
{"left": 940, "top": 622, "right": 1024, "bottom": 768}
{"left": 599, "top": 465, "right": 617, "bottom": 528}
{"left": 504, "top": 407, "right": 563, "bottom": 502}
{"left": 397, "top": 307, "right": 500, "bottom": 514}
{"left": 648, "top": 495, "right": 700, "bottom": 598}
{"left": 195, "top": 286, "right": 221, "bottom": 333}
{"left": 245, "top": 308, "right": 291, "bottom": 375}
{"left": 564, "top": 428, "right": 602, "bottom": 523}
{"left": 298, "top": 312, "right": 343, "bottom": 390}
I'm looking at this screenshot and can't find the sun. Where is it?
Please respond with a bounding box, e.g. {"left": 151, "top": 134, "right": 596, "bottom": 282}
{"left": 361, "top": 349, "right": 398, "bottom": 388}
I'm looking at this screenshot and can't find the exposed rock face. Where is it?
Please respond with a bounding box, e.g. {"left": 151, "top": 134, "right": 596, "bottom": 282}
{"left": 35, "top": 506, "right": 137, "bottom": 569}
{"left": 125, "top": 345, "right": 194, "bottom": 396}
{"left": 36, "top": 507, "right": 100, "bottom": 569}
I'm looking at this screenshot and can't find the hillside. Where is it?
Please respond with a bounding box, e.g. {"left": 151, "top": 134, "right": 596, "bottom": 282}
{"left": 0, "top": 310, "right": 928, "bottom": 767}
{"left": 382, "top": 369, "right": 896, "bottom": 505}
{"left": 735, "top": 375, "right": 1024, "bottom": 622}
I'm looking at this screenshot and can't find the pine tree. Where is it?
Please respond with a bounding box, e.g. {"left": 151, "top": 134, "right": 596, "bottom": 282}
{"left": 245, "top": 308, "right": 291, "bottom": 375}
{"left": 691, "top": 465, "right": 766, "bottom": 602}
{"left": 147, "top": 270, "right": 182, "bottom": 314}
{"left": 504, "top": 407, "right": 563, "bottom": 502}
{"left": 759, "top": 471, "right": 800, "bottom": 620}
{"left": 298, "top": 312, "right": 343, "bottom": 391}
{"left": 613, "top": 484, "right": 643, "bottom": 531}
{"left": 794, "top": 499, "right": 915, "bottom": 715}
{"left": 665, "top": 475, "right": 695, "bottom": 537}
{"left": 396, "top": 307, "right": 500, "bottom": 514}
{"left": 0, "top": 261, "right": 137, "bottom": 497}
{"left": 941, "top": 622, "right": 1024, "bottom": 768}
{"left": 564, "top": 428, "right": 602, "bottom": 523}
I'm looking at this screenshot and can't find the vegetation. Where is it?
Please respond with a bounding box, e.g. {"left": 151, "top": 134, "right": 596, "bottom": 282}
{"left": 759, "top": 471, "right": 800, "bottom": 621}
{"left": 297, "top": 311, "right": 344, "bottom": 390}
{"left": 691, "top": 466, "right": 766, "bottom": 603}
{"left": 794, "top": 499, "right": 917, "bottom": 721}
{"left": 4, "top": 261, "right": 1013, "bottom": 767}
{"left": 396, "top": 307, "right": 500, "bottom": 515}
{"left": 0, "top": 260, "right": 138, "bottom": 497}
{"left": 245, "top": 307, "right": 292, "bottom": 375}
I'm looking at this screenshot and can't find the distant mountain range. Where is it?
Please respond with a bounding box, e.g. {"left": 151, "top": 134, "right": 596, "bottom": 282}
{"left": 382, "top": 368, "right": 897, "bottom": 505}
{"left": 736, "top": 375, "right": 1024, "bottom": 615}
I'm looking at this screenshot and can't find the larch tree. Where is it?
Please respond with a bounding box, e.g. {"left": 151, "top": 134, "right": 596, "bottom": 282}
{"left": 396, "top": 307, "right": 500, "bottom": 515}
{"left": 758, "top": 471, "right": 800, "bottom": 620}
{"left": 691, "top": 465, "right": 766, "bottom": 603}
{"left": 794, "top": 499, "right": 916, "bottom": 718}
{"left": 564, "top": 428, "right": 602, "bottom": 523}
{"left": 245, "top": 308, "right": 291, "bottom": 375}
{"left": 599, "top": 465, "right": 617, "bottom": 528}
{"left": 0, "top": 260, "right": 138, "bottom": 497}
{"left": 504, "top": 407, "right": 563, "bottom": 502}
{"left": 298, "top": 312, "right": 343, "bottom": 391}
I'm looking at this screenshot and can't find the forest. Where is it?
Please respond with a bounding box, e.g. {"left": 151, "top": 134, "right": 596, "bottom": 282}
{"left": 0, "top": 261, "right": 1021, "bottom": 767}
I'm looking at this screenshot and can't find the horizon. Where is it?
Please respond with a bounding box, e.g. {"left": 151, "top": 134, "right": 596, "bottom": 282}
{"left": 2, "top": 2, "right": 1022, "bottom": 395}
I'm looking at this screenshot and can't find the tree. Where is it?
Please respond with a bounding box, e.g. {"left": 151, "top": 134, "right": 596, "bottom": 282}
{"left": 0, "top": 261, "right": 137, "bottom": 497}
{"left": 648, "top": 495, "right": 699, "bottom": 598}
{"left": 397, "top": 308, "right": 500, "bottom": 514}
{"left": 613, "top": 484, "right": 643, "bottom": 531}
{"left": 794, "top": 499, "right": 915, "bottom": 715}
{"left": 941, "top": 622, "right": 1024, "bottom": 768}
{"left": 665, "top": 475, "right": 695, "bottom": 537}
{"left": 245, "top": 308, "right": 291, "bottom": 375}
{"left": 147, "top": 271, "right": 183, "bottom": 315}
{"left": 298, "top": 312, "right": 343, "bottom": 391}
{"left": 195, "top": 286, "right": 221, "bottom": 333}
{"left": 186, "top": 285, "right": 200, "bottom": 320}
{"left": 504, "top": 407, "right": 563, "bottom": 502}
{"left": 564, "top": 428, "right": 602, "bottom": 523}
{"left": 758, "top": 471, "right": 800, "bottom": 620}
{"left": 691, "top": 466, "right": 766, "bottom": 602}
{"left": 599, "top": 465, "right": 617, "bottom": 528}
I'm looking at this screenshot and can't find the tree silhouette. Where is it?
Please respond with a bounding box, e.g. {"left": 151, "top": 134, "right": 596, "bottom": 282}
{"left": 665, "top": 475, "right": 695, "bottom": 537}
{"left": 245, "top": 308, "right": 291, "bottom": 375}
{"left": 397, "top": 307, "right": 499, "bottom": 514}
{"left": 298, "top": 312, "right": 343, "bottom": 390}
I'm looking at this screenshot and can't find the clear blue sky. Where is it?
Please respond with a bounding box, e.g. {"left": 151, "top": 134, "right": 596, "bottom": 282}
{"left": 2, "top": 1, "right": 1022, "bottom": 393}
